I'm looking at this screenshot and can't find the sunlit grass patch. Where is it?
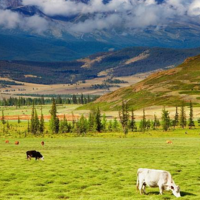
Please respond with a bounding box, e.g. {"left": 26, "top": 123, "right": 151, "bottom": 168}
{"left": 0, "top": 136, "right": 200, "bottom": 199}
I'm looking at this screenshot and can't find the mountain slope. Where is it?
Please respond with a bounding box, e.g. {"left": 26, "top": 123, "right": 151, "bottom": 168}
{"left": 81, "top": 54, "right": 200, "bottom": 110}
{"left": 1, "top": 47, "right": 200, "bottom": 84}
{"left": 1, "top": 1, "right": 200, "bottom": 61}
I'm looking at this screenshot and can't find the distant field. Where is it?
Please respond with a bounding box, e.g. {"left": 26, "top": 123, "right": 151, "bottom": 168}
{"left": 0, "top": 72, "right": 149, "bottom": 97}
{"left": 1, "top": 104, "right": 200, "bottom": 123}
{"left": 0, "top": 132, "right": 200, "bottom": 200}
{"left": 0, "top": 104, "right": 81, "bottom": 121}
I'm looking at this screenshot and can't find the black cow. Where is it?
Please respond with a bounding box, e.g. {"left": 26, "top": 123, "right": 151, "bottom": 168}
{"left": 26, "top": 150, "right": 44, "bottom": 160}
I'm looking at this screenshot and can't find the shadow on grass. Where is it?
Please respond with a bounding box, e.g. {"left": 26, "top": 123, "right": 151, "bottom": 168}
{"left": 147, "top": 191, "right": 196, "bottom": 197}
{"left": 147, "top": 191, "right": 160, "bottom": 195}
{"left": 181, "top": 191, "right": 196, "bottom": 197}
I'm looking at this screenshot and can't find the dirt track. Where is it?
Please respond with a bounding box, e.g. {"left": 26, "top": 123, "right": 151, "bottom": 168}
{"left": 0, "top": 114, "right": 80, "bottom": 121}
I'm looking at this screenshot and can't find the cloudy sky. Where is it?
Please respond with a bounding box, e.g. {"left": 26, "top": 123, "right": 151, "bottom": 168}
{"left": 0, "top": 0, "right": 200, "bottom": 34}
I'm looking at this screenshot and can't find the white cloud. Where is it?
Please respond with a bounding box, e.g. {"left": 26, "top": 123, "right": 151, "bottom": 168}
{"left": 0, "top": 9, "right": 49, "bottom": 34}
{"left": 188, "top": 0, "right": 200, "bottom": 16}
{"left": 0, "top": 0, "right": 199, "bottom": 34}
{"left": 0, "top": 10, "right": 21, "bottom": 29}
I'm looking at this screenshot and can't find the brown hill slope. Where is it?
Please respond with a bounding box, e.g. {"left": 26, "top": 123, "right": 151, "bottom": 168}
{"left": 80, "top": 55, "right": 200, "bottom": 110}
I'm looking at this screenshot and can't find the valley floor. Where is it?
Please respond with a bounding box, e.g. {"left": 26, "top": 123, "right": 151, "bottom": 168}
{"left": 0, "top": 133, "right": 200, "bottom": 199}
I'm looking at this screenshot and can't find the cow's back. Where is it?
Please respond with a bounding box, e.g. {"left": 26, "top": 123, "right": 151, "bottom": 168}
{"left": 138, "top": 168, "right": 170, "bottom": 187}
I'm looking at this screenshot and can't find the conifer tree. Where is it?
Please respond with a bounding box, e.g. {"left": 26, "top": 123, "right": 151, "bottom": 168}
{"left": 1, "top": 110, "right": 6, "bottom": 125}
{"left": 139, "top": 109, "right": 146, "bottom": 132}
{"left": 188, "top": 101, "right": 195, "bottom": 129}
{"left": 102, "top": 114, "right": 107, "bottom": 131}
{"left": 119, "top": 101, "right": 129, "bottom": 135}
{"left": 30, "top": 103, "right": 35, "bottom": 133}
{"left": 113, "top": 117, "right": 119, "bottom": 131}
{"left": 161, "top": 108, "right": 170, "bottom": 131}
{"left": 34, "top": 109, "right": 40, "bottom": 133}
{"left": 146, "top": 119, "right": 151, "bottom": 130}
{"left": 40, "top": 109, "right": 44, "bottom": 133}
{"left": 27, "top": 120, "right": 30, "bottom": 133}
{"left": 80, "top": 94, "right": 84, "bottom": 104}
{"left": 77, "top": 115, "right": 88, "bottom": 134}
{"left": 152, "top": 114, "right": 160, "bottom": 130}
{"left": 6, "top": 120, "right": 10, "bottom": 129}
{"left": 172, "top": 106, "right": 179, "bottom": 129}
{"left": 18, "top": 116, "right": 21, "bottom": 124}
{"left": 108, "top": 120, "right": 113, "bottom": 132}
{"left": 180, "top": 103, "right": 187, "bottom": 128}
{"left": 88, "top": 112, "right": 94, "bottom": 131}
{"left": 60, "top": 115, "right": 69, "bottom": 133}
{"left": 95, "top": 107, "right": 102, "bottom": 132}
{"left": 49, "top": 98, "right": 59, "bottom": 133}
{"left": 129, "top": 109, "right": 136, "bottom": 132}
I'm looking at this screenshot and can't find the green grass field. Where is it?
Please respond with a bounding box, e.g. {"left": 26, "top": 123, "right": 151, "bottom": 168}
{"left": 0, "top": 133, "right": 200, "bottom": 200}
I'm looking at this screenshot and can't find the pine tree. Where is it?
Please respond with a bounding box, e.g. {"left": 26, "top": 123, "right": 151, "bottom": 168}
{"left": 18, "top": 116, "right": 21, "bottom": 124}
{"left": 113, "top": 118, "right": 119, "bottom": 131}
{"left": 119, "top": 101, "right": 129, "bottom": 135}
{"left": 55, "top": 117, "right": 60, "bottom": 133}
{"left": 95, "top": 107, "right": 102, "bottom": 132}
{"left": 146, "top": 119, "right": 151, "bottom": 130}
{"left": 172, "top": 106, "right": 179, "bottom": 129}
{"left": 6, "top": 120, "right": 10, "bottom": 129}
{"left": 88, "top": 112, "right": 94, "bottom": 131}
{"left": 139, "top": 109, "right": 146, "bottom": 132}
{"left": 80, "top": 94, "right": 84, "bottom": 104}
{"left": 34, "top": 109, "right": 40, "bottom": 133}
{"left": 188, "top": 101, "right": 195, "bottom": 129}
{"left": 102, "top": 114, "right": 107, "bottom": 131}
{"left": 108, "top": 120, "right": 113, "bottom": 132}
{"left": 40, "top": 109, "right": 44, "bottom": 133}
{"left": 49, "top": 98, "right": 59, "bottom": 133}
{"left": 180, "top": 103, "right": 187, "bottom": 128}
{"left": 1, "top": 110, "right": 6, "bottom": 125}
{"left": 60, "top": 115, "right": 69, "bottom": 133}
{"left": 152, "top": 114, "right": 160, "bottom": 130}
{"left": 129, "top": 109, "right": 136, "bottom": 132}
{"left": 30, "top": 103, "right": 35, "bottom": 133}
{"left": 77, "top": 115, "right": 88, "bottom": 134}
{"left": 27, "top": 120, "right": 30, "bottom": 133}
{"left": 71, "top": 112, "right": 75, "bottom": 129}
{"left": 161, "top": 108, "right": 171, "bottom": 131}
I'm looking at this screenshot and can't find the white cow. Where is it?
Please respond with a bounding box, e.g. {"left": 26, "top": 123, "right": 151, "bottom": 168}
{"left": 137, "top": 168, "right": 181, "bottom": 197}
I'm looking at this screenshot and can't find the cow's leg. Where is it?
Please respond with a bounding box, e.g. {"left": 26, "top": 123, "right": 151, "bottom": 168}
{"left": 142, "top": 183, "right": 146, "bottom": 194}
{"left": 139, "top": 182, "right": 144, "bottom": 195}
{"left": 159, "top": 184, "right": 164, "bottom": 195}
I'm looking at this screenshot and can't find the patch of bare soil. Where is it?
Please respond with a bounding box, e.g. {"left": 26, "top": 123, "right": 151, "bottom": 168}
{"left": 0, "top": 114, "right": 80, "bottom": 121}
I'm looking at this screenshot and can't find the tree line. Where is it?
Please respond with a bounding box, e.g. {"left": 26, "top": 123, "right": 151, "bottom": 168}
{"left": 25, "top": 100, "right": 197, "bottom": 136}
{"left": 0, "top": 94, "right": 97, "bottom": 107}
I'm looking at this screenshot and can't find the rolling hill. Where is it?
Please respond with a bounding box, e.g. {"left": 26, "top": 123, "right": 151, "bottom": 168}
{"left": 80, "top": 54, "right": 200, "bottom": 110}
{"left": 1, "top": 47, "right": 200, "bottom": 84}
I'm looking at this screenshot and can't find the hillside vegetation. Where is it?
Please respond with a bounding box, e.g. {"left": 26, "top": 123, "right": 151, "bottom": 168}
{"left": 1, "top": 47, "right": 200, "bottom": 84}
{"left": 81, "top": 54, "right": 200, "bottom": 110}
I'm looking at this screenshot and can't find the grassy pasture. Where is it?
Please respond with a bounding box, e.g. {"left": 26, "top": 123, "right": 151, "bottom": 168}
{"left": 0, "top": 134, "right": 200, "bottom": 200}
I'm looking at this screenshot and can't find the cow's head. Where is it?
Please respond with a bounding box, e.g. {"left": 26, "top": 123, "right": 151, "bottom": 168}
{"left": 40, "top": 156, "right": 44, "bottom": 161}
{"left": 171, "top": 185, "right": 181, "bottom": 197}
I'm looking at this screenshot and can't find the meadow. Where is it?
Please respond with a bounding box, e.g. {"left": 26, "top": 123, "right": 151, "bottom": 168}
{"left": 0, "top": 132, "right": 200, "bottom": 200}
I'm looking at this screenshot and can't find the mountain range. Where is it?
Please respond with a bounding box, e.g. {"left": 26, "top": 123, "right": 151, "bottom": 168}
{"left": 0, "top": 0, "right": 200, "bottom": 61}
{"left": 1, "top": 47, "right": 200, "bottom": 85}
